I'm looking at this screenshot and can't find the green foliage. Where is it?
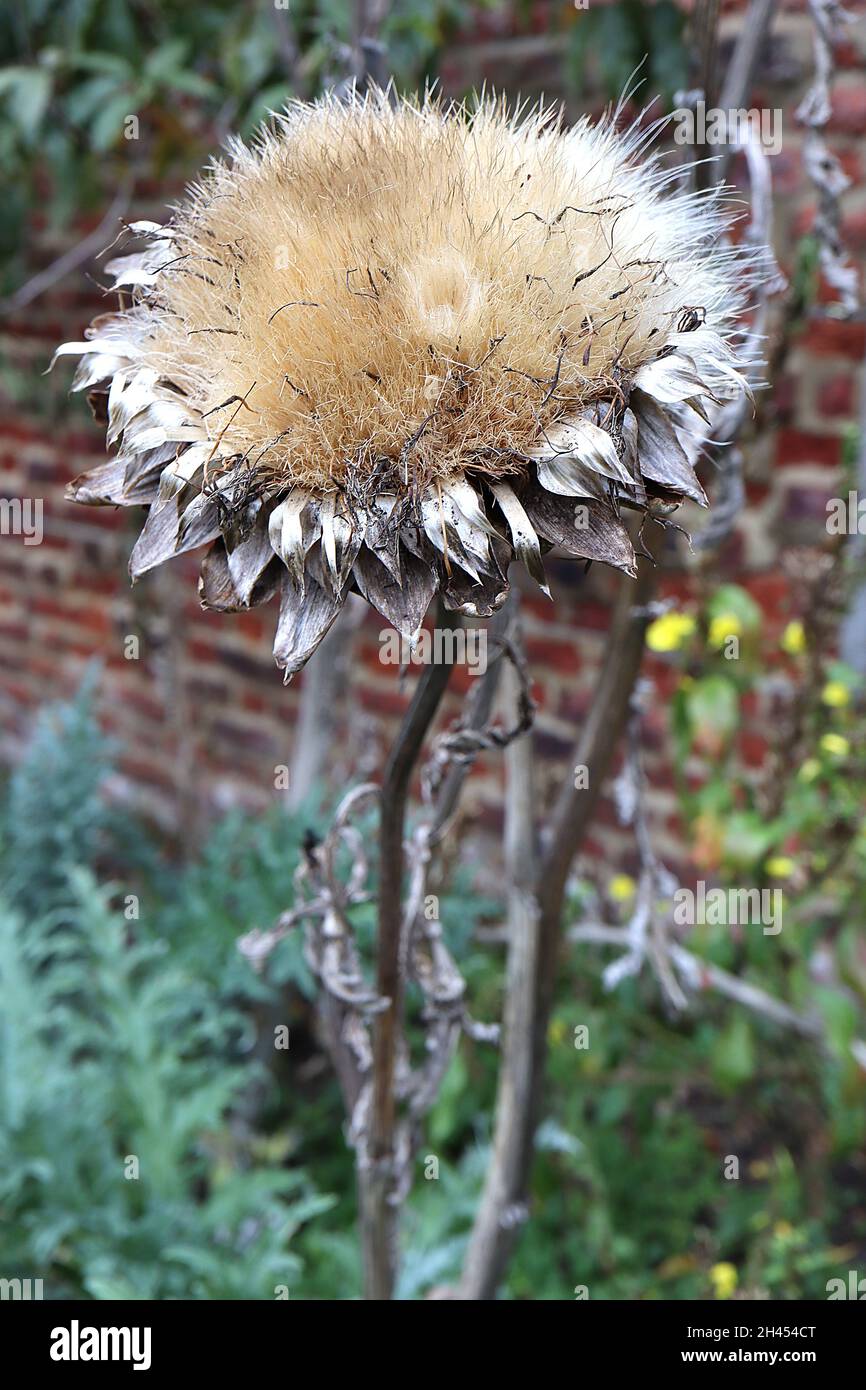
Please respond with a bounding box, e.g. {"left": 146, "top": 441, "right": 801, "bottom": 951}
{"left": 2, "top": 669, "right": 864, "bottom": 1300}
{"left": 154, "top": 802, "right": 327, "bottom": 1004}
{"left": 2, "top": 665, "right": 116, "bottom": 917}
{"left": 566, "top": 0, "right": 688, "bottom": 107}
{"left": 0, "top": 0, "right": 496, "bottom": 292}
{"left": 387, "top": 925, "right": 865, "bottom": 1299}
{"left": 0, "top": 870, "right": 331, "bottom": 1297}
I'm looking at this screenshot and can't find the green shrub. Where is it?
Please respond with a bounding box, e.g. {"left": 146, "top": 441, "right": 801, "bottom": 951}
{"left": 0, "top": 870, "right": 331, "bottom": 1298}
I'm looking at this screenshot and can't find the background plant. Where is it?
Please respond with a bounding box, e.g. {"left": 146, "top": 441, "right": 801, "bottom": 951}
{"left": 1, "top": 673, "right": 863, "bottom": 1299}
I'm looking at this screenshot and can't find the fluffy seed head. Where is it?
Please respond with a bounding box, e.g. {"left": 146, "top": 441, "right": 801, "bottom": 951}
{"left": 55, "top": 89, "right": 764, "bottom": 678}
{"left": 134, "top": 90, "right": 750, "bottom": 497}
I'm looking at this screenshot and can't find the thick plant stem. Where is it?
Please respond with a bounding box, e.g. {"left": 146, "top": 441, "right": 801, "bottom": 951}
{"left": 459, "top": 623, "right": 539, "bottom": 1299}
{"left": 460, "top": 544, "right": 661, "bottom": 1299}
{"left": 361, "top": 603, "right": 461, "bottom": 1300}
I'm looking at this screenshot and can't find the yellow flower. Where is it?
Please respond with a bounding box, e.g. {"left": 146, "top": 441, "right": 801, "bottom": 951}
{"left": 710, "top": 1262, "right": 738, "bottom": 1300}
{"left": 608, "top": 873, "right": 636, "bottom": 903}
{"left": 798, "top": 759, "right": 821, "bottom": 783}
{"left": 646, "top": 612, "right": 696, "bottom": 653}
{"left": 547, "top": 1018, "right": 567, "bottom": 1047}
{"left": 781, "top": 620, "right": 806, "bottom": 655}
{"left": 766, "top": 856, "right": 795, "bottom": 879}
{"left": 820, "top": 733, "right": 850, "bottom": 758}
{"left": 822, "top": 680, "right": 850, "bottom": 708}
{"left": 708, "top": 612, "right": 742, "bottom": 649}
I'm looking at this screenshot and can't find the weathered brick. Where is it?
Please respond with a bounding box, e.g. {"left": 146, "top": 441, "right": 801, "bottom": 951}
{"left": 817, "top": 374, "right": 855, "bottom": 417}
{"left": 828, "top": 82, "right": 866, "bottom": 135}
{"left": 798, "top": 318, "right": 865, "bottom": 359}
{"left": 775, "top": 428, "right": 842, "bottom": 468}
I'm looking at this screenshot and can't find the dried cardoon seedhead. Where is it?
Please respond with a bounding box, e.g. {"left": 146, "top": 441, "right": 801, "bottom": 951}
{"left": 55, "top": 91, "right": 761, "bottom": 678}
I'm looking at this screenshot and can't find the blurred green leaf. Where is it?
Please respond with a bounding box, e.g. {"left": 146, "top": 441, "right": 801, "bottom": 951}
{"left": 89, "top": 89, "right": 137, "bottom": 150}
{"left": 711, "top": 1015, "right": 756, "bottom": 1089}
{"left": 707, "top": 584, "right": 762, "bottom": 633}
{"left": 0, "top": 66, "right": 52, "bottom": 141}
{"left": 815, "top": 987, "right": 857, "bottom": 1060}
{"left": 686, "top": 674, "right": 740, "bottom": 743}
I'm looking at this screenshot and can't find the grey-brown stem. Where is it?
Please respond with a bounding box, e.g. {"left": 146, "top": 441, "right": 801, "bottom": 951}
{"left": 361, "top": 601, "right": 461, "bottom": 1300}
{"left": 459, "top": 609, "right": 541, "bottom": 1298}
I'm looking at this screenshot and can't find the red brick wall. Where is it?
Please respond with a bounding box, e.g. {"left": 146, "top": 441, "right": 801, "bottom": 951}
{"left": 1, "top": 0, "right": 864, "bottom": 864}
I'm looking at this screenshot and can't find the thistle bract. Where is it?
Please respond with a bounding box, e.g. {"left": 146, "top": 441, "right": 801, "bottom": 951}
{"left": 56, "top": 91, "right": 759, "bottom": 677}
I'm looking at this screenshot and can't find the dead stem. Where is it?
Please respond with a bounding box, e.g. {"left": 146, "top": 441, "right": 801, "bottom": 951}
{"left": 360, "top": 599, "right": 462, "bottom": 1300}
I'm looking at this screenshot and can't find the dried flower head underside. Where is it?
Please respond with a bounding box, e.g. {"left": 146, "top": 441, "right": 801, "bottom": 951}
{"left": 56, "top": 91, "right": 762, "bottom": 677}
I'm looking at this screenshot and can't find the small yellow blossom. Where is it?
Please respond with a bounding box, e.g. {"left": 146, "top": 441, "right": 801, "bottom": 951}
{"left": 547, "top": 1018, "right": 567, "bottom": 1048}
{"left": 710, "top": 1262, "right": 738, "bottom": 1300}
{"left": 822, "top": 680, "right": 851, "bottom": 708}
{"left": 608, "top": 874, "right": 636, "bottom": 903}
{"left": 820, "top": 733, "right": 850, "bottom": 758}
{"left": 766, "top": 856, "right": 795, "bottom": 879}
{"left": 708, "top": 612, "right": 742, "bottom": 649}
{"left": 798, "top": 759, "right": 821, "bottom": 783}
{"left": 781, "top": 620, "right": 806, "bottom": 655}
{"left": 646, "top": 612, "right": 696, "bottom": 653}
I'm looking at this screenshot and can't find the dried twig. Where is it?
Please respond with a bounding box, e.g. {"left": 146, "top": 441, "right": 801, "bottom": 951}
{"left": 0, "top": 181, "right": 133, "bottom": 315}
{"left": 567, "top": 926, "right": 866, "bottom": 1069}
{"left": 797, "top": 0, "right": 859, "bottom": 317}
{"left": 401, "top": 598, "right": 535, "bottom": 1146}
{"left": 238, "top": 781, "right": 381, "bottom": 1116}
{"left": 695, "top": 130, "right": 786, "bottom": 552}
